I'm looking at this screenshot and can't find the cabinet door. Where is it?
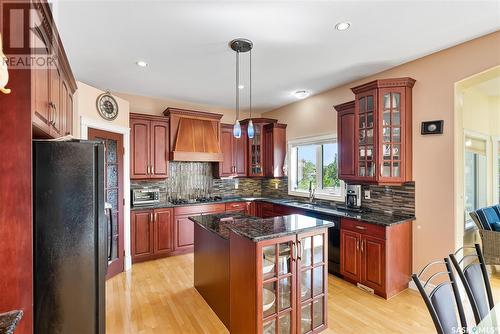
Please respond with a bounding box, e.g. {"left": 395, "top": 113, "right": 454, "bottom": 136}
{"left": 338, "top": 110, "right": 356, "bottom": 180}
{"left": 66, "top": 87, "right": 74, "bottom": 136}
{"left": 60, "top": 80, "right": 69, "bottom": 135}
{"left": 234, "top": 125, "right": 248, "bottom": 177}
{"left": 131, "top": 211, "right": 154, "bottom": 262}
{"left": 49, "top": 65, "right": 62, "bottom": 137}
{"left": 377, "top": 87, "right": 406, "bottom": 183}
{"left": 150, "top": 120, "right": 169, "bottom": 179}
{"left": 355, "top": 90, "right": 377, "bottom": 182}
{"left": 340, "top": 230, "right": 360, "bottom": 281}
{"left": 154, "top": 208, "right": 173, "bottom": 255}
{"left": 130, "top": 118, "right": 150, "bottom": 179}
{"left": 297, "top": 230, "right": 328, "bottom": 334}
{"left": 263, "top": 126, "right": 274, "bottom": 177}
{"left": 249, "top": 124, "right": 264, "bottom": 177}
{"left": 174, "top": 215, "right": 195, "bottom": 251}
{"left": 32, "top": 28, "right": 51, "bottom": 134}
{"left": 219, "top": 125, "right": 234, "bottom": 177}
{"left": 259, "top": 235, "right": 296, "bottom": 334}
{"left": 360, "top": 235, "right": 385, "bottom": 292}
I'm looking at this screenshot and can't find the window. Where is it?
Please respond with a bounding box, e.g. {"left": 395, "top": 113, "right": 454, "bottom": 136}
{"left": 495, "top": 137, "right": 500, "bottom": 204}
{"left": 288, "top": 135, "right": 344, "bottom": 201}
{"left": 464, "top": 134, "right": 488, "bottom": 229}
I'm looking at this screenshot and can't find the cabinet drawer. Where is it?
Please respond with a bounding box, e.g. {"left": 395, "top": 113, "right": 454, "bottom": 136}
{"left": 341, "top": 218, "right": 385, "bottom": 239}
{"left": 225, "top": 202, "right": 247, "bottom": 212}
{"left": 174, "top": 203, "right": 226, "bottom": 216}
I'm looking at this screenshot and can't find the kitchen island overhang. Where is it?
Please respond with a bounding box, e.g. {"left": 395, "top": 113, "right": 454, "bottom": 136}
{"left": 190, "top": 213, "right": 335, "bottom": 333}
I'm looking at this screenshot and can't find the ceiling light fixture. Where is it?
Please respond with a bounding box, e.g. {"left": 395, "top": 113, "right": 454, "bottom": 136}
{"left": 230, "top": 38, "right": 255, "bottom": 139}
{"left": 335, "top": 22, "right": 351, "bottom": 31}
{"left": 294, "top": 90, "right": 311, "bottom": 99}
{"left": 136, "top": 60, "right": 148, "bottom": 67}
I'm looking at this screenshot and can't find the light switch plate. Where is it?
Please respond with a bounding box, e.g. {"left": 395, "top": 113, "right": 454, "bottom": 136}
{"left": 364, "top": 190, "right": 371, "bottom": 199}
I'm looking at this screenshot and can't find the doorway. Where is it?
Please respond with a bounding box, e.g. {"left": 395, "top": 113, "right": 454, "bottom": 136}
{"left": 88, "top": 128, "right": 125, "bottom": 279}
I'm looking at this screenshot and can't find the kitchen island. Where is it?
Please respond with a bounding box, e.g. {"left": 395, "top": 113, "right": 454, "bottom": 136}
{"left": 190, "top": 213, "right": 335, "bottom": 334}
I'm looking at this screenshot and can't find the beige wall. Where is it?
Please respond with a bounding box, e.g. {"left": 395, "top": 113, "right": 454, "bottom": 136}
{"left": 74, "top": 81, "right": 130, "bottom": 137}
{"left": 114, "top": 92, "right": 260, "bottom": 124}
{"left": 262, "top": 31, "right": 500, "bottom": 271}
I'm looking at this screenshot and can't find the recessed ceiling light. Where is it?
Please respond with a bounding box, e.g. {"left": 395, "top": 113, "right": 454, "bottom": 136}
{"left": 136, "top": 60, "right": 148, "bottom": 67}
{"left": 335, "top": 22, "right": 351, "bottom": 31}
{"left": 293, "top": 90, "right": 310, "bottom": 99}
{"left": 238, "top": 84, "right": 244, "bottom": 90}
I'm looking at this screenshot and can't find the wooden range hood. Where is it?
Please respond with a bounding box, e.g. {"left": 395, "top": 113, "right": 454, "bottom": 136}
{"left": 163, "top": 108, "right": 224, "bottom": 162}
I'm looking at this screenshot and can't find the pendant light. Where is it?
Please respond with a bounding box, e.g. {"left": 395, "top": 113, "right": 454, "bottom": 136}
{"left": 230, "top": 38, "right": 253, "bottom": 139}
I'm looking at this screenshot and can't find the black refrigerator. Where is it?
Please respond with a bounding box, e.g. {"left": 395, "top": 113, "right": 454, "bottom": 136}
{"left": 33, "top": 140, "right": 106, "bottom": 334}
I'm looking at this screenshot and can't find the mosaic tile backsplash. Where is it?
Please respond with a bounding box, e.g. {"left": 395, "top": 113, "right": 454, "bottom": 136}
{"left": 132, "top": 162, "right": 415, "bottom": 216}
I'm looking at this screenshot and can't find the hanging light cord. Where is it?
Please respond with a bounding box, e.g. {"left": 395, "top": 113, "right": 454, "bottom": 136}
{"left": 236, "top": 50, "right": 240, "bottom": 122}
{"left": 249, "top": 49, "right": 252, "bottom": 118}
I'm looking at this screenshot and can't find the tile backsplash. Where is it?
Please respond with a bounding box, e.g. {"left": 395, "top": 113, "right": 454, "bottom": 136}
{"left": 132, "top": 162, "right": 415, "bottom": 216}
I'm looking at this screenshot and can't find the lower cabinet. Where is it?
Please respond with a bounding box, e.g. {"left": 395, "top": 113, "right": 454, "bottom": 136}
{"left": 131, "top": 208, "right": 173, "bottom": 263}
{"left": 174, "top": 214, "right": 196, "bottom": 252}
{"left": 230, "top": 228, "right": 328, "bottom": 334}
{"left": 256, "top": 202, "right": 305, "bottom": 219}
{"left": 340, "top": 218, "right": 411, "bottom": 299}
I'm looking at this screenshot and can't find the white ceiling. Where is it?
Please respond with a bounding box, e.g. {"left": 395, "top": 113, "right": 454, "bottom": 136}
{"left": 52, "top": 1, "right": 500, "bottom": 112}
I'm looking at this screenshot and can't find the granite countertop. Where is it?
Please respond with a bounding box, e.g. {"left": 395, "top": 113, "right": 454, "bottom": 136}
{"left": 0, "top": 310, "right": 23, "bottom": 334}
{"left": 131, "top": 196, "right": 415, "bottom": 226}
{"left": 190, "top": 213, "right": 336, "bottom": 242}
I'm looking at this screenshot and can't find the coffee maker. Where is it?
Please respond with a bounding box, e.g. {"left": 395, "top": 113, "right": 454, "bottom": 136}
{"left": 345, "top": 184, "right": 362, "bottom": 210}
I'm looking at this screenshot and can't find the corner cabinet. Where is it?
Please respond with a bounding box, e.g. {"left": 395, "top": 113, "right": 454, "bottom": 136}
{"left": 340, "top": 218, "right": 412, "bottom": 299}
{"left": 230, "top": 228, "right": 328, "bottom": 333}
{"left": 130, "top": 113, "right": 169, "bottom": 179}
{"left": 336, "top": 78, "right": 415, "bottom": 185}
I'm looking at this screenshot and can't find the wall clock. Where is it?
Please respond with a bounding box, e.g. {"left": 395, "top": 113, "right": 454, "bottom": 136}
{"left": 96, "top": 91, "right": 119, "bottom": 121}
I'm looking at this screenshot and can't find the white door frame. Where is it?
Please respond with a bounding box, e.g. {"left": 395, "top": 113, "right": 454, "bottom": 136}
{"left": 80, "top": 116, "right": 132, "bottom": 271}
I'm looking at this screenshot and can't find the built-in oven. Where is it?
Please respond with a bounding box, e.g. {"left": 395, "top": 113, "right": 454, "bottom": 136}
{"left": 305, "top": 211, "right": 341, "bottom": 277}
{"left": 131, "top": 188, "right": 160, "bottom": 207}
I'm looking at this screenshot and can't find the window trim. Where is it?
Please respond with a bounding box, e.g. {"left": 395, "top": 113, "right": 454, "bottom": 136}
{"left": 287, "top": 134, "right": 345, "bottom": 202}
{"left": 494, "top": 136, "right": 500, "bottom": 205}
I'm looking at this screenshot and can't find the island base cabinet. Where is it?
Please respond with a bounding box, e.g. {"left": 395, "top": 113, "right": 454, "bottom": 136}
{"left": 230, "top": 228, "right": 328, "bottom": 334}
{"left": 340, "top": 218, "right": 411, "bottom": 299}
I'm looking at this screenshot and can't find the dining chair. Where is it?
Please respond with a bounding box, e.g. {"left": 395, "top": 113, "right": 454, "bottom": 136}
{"left": 470, "top": 209, "right": 500, "bottom": 265}
{"left": 449, "top": 243, "right": 495, "bottom": 324}
{"left": 412, "top": 258, "right": 468, "bottom": 334}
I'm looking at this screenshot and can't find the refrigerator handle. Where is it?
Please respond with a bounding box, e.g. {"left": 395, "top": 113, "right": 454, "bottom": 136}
{"left": 105, "top": 202, "right": 113, "bottom": 264}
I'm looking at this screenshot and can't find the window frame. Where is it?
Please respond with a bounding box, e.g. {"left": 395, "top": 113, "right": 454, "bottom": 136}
{"left": 287, "top": 134, "right": 345, "bottom": 202}
{"left": 494, "top": 136, "right": 500, "bottom": 205}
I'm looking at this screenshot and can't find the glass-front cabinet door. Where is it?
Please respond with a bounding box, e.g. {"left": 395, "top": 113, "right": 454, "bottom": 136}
{"left": 260, "top": 236, "right": 296, "bottom": 334}
{"left": 355, "top": 90, "right": 377, "bottom": 181}
{"left": 378, "top": 87, "right": 406, "bottom": 183}
{"left": 249, "top": 123, "right": 265, "bottom": 177}
{"left": 297, "top": 230, "right": 327, "bottom": 334}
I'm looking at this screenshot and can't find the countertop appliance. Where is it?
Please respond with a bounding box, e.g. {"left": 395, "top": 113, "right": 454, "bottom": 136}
{"left": 132, "top": 188, "right": 160, "bottom": 207}
{"left": 33, "top": 140, "right": 106, "bottom": 334}
{"left": 304, "top": 211, "right": 341, "bottom": 277}
{"left": 345, "top": 184, "right": 362, "bottom": 210}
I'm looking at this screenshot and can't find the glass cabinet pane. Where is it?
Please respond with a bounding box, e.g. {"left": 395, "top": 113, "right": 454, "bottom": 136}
{"left": 383, "top": 145, "right": 391, "bottom": 160}
{"left": 367, "top": 162, "right": 374, "bottom": 177}
{"left": 393, "top": 161, "right": 400, "bottom": 177}
{"left": 383, "top": 110, "right": 391, "bottom": 126}
{"left": 392, "top": 127, "right": 401, "bottom": 143}
{"left": 278, "top": 277, "right": 292, "bottom": 311}
{"left": 359, "top": 130, "right": 365, "bottom": 144}
{"left": 359, "top": 163, "right": 366, "bottom": 176}
{"left": 313, "top": 235, "right": 323, "bottom": 264}
{"left": 359, "top": 97, "right": 366, "bottom": 113}
{"left": 383, "top": 127, "right": 390, "bottom": 143}
{"left": 263, "top": 245, "right": 276, "bottom": 279}
{"left": 392, "top": 145, "right": 400, "bottom": 160}
{"left": 263, "top": 281, "right": 277, "bottom": 318}
{"left": 279, "top": 313, "right": 291, "bottom": 334}
{"left": 366, "top": 129, "right": 373, "bottom": 145}
{"left": 312, "top": 298, "right": 324, "bottom": 329}
{"left": 301, "top": 269, "right": 312, "bottom": 302}
{"left": 367, "top": 112, "right": 373, "bottom": 128}
{"left": 359, "top": 114, "right": 366, "bottom": 129}
{"left": 278, "top": 243, "right": 291, "bottom": 275}
{"left": 301, "top": 237, "right": 312, "bottom": 268}
{"left": 263, "top": 319, "right": 276, "bottom": 334}
{"left": 313, "top": 266, "right": 324, "bottom": 296}
{"left": 301, "top": 303, "right": 312, "bottom": 334}
{"left": 383, "top": 93, "right": 391, "bottom": 110}
{"left": 367, "top": 96, "right": 373, "bottom": 111}
{"left": 382, "top": 162, "right": 391, "bottom": 177}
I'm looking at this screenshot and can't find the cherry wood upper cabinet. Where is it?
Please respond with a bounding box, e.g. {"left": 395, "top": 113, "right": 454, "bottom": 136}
{"left": 130, "top": 113, "right": 169, "bottom": 180}
{"left": 334, "top": 101, "right": 356, "bottom": 181}
{"left": 336, "top": 78, "right": 415, "bottom": 185}
{"left": 31, "top": 3, "right": 77, "bottom": 139}
{"left": 263, "top": 123, "right": 287, "bottom": 178}
{"left": 215, "top": 124, "right": 248, "bottom": 178}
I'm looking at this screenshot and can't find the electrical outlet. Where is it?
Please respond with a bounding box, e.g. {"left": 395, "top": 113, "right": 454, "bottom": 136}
{"left": 364, "top": 190, "right": 371, "bottom": 199}
{"left": 234, "top": 179, "right": 239, "bottom": 190}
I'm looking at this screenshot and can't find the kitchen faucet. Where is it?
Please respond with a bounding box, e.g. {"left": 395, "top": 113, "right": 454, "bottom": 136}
{"left": 308, "top": 181, "right": 315, "bottom": 203}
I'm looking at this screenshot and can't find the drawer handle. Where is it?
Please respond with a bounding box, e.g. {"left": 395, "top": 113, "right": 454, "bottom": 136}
{"left": 355, "top": 226, "right": 366, "bottom": 230}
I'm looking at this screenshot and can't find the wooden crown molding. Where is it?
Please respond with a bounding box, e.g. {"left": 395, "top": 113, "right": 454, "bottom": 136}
{"left": 130, "top": 112, "right": 169, "bottom": 121}
{"left": 163, "top": 107, "right": 223, "bottom": 120}
{"left": 240, "top": 117, "right": 278, "bottom": 125}
{"left": 351, "top": 77, "right": 416, "bottom": 94}
{"left": 333, "top": 100, "right": 355, "bottom": 112}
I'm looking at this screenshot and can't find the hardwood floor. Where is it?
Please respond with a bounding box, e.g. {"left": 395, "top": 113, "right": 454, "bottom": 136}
{"left": 106, "top": 254, "right": 499, "bottom": 334}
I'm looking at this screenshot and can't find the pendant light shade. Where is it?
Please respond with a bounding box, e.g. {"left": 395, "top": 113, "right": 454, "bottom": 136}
{"left": 233, "top": 120, "right": 241, "bottom": 138}
{"left": 248, "top": 119, "right": 255, "bottom": 139}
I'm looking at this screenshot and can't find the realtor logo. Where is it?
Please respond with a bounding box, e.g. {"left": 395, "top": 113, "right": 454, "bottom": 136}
{"left": 1, "top": 1, "right": 57, "bottom": 69}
